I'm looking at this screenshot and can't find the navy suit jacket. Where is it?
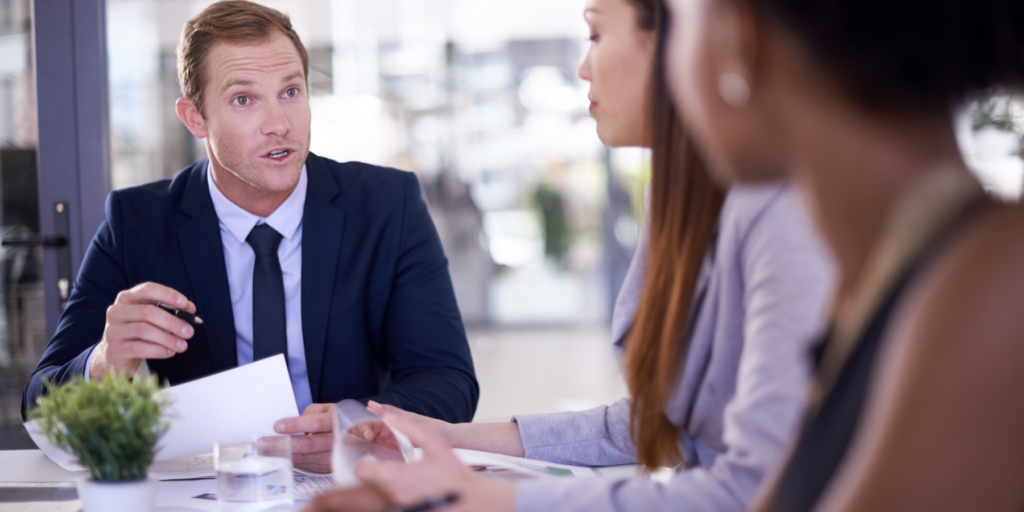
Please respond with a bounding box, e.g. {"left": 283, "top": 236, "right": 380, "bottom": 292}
{"left": 23, "top": 153, "right": 479, "bottom": 422}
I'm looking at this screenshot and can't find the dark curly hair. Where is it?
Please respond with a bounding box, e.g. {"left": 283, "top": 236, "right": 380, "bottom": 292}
{"left": 750, "top": 0, "right": 1024, "bottom": 108}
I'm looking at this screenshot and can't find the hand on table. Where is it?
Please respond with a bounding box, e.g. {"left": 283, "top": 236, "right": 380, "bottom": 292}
{"left": 347, "top": 401, "right": 458, "bottom": 453}
{"left": 276, "top": 401, "right": 453, "bottom": 474}
{"left": 90, "top": 282, "right": 196, "bottom": 380}
{"left": 358, "top": 401, "right": 527, "bottom": 458}
{"left": 306, "top": 409, "right": 515, "bottom": 512}
{"left": 276, "top": 403, "right": 334, "bottom": 474}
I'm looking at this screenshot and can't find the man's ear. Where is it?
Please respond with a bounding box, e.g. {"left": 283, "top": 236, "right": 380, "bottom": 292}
{"left": 175, "top": 97, "right": 208, "bottom": 139}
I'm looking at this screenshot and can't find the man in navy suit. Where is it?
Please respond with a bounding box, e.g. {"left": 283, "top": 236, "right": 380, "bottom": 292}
{"left": 22, "top": 1, "right": 478, "bottom": 473}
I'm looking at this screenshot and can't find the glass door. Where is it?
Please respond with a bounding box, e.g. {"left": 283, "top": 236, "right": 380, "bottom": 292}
{"left": 0, "top": 0, "right": 109, "bottom": 448}
{"left": 0, "top": 0, "right": 43, "bottom": 447}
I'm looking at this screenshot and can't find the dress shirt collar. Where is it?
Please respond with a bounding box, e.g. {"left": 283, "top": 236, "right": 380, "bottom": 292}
{"left": 206, "top": 163, "right": 308, "bottom": 245}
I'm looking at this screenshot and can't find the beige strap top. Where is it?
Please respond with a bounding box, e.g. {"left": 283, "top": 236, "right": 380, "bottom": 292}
{"left": 809, "top": 163, "right": 986, "bottom": 412}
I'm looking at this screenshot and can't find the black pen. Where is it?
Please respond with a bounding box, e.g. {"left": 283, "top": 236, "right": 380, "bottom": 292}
{"left": 396, "top": 493, "right": 459, "bottom": 512}
{"left": 150, "top": 301, "right": 204, "bottom": 325}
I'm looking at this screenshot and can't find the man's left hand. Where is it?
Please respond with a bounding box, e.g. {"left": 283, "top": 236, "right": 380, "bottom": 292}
{"left": 276, "top": 403, "right": 334, "bottom": 474}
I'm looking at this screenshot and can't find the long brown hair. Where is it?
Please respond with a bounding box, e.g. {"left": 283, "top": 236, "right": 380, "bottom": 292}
{"left": 623, "top": 0, "right": 726, "bottom": 470}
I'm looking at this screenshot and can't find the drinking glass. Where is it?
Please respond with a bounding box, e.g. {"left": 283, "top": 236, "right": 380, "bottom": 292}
{"left": 214, "top": 435, "right": 293, "bottom": 511}
{"left": 331, "top": 400, "right": 414, "bottom": 488}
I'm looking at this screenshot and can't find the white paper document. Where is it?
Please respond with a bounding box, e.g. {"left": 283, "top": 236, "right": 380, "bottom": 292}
{"left": 151, "top": 474, "right": 337, "bottom": 511}
{"left": 0, "top": 450, "right": 83, "bottom": 483}
{"left": 27, "top": 354, "right": 299, "bottom": 472}
{"left": 405, "top": 447, "right": 597, "bottom": 479}
{"left": 451, "top": 449, "right": 597, "bottom": 479}
{"left": 149, "top": 453, "right": 216, "bottom": 480}
{"left": 293, "top": 475, "right": 340, "bottom": 500}
{"left": 22, "top": 425, "right": 83, "bottom": 473}
{"left": 157, "top": 354, "right": 298, "bottom": 460}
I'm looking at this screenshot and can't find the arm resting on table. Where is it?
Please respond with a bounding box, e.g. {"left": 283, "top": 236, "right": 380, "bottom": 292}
{"left": 364, "top": 174, "right": 479, "bottom": 424}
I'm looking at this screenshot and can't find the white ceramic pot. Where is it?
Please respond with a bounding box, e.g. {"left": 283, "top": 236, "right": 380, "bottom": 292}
{"left": 77, "top": 477, "right": 157, "bottom": 512}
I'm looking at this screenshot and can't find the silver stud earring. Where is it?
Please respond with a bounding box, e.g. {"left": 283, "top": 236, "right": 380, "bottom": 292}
{"left": 718, "top": 73, "right": 750, "bottom": 107}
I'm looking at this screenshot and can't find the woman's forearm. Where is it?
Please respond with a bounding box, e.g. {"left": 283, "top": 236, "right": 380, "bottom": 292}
{"left": 450, "top": 421, "right": 526, "bottom": 457}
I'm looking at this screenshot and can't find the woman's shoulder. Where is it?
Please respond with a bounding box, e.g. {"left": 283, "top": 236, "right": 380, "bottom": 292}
{"left": 720, "top": 181, "right": 817, "bottom": 245}
{"left": 906, "top": 201, "right": 1024, "bottom": 342}
{"left": 873, "top": 201, "right": 1024, "bottom": 409}
{"left": 716, "top": 182, "right": 834, "bottom": 295}
{"left": 826, "top": 202, "right": 1024, "bottom": 511}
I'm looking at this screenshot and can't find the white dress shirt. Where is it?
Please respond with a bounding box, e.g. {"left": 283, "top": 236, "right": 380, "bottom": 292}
{"left": 207, "top": 165, "right": 313, "bottom": 412}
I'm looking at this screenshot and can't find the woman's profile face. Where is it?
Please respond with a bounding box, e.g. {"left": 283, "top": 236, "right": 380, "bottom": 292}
{"left": 578, "top": 0, "right": 656, "bottom": 148}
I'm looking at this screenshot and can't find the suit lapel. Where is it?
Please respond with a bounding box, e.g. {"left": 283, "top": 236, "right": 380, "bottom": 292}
{"left": 300, "top": 156, "right": 346, "bottom": 402}
{"left": 177, "top": 163, "right": 238, "bottom": 372}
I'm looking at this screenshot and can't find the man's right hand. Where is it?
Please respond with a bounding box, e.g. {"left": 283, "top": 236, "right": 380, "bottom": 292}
{"left": 89, "top": 282, "right": 196, "bottom": 380}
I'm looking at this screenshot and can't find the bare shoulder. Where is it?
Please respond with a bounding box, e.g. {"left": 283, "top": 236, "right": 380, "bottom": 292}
{"left": 910, "top": 202, "right": 1024, "bottom": 347}
{"left": 820, "top": 202, "right": 1024, "bottom": 512}
{"left": 887, "top": 201, "right": 1024, "bottom": 441}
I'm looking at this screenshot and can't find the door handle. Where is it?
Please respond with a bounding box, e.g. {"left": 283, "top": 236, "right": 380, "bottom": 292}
{"left": 1, "top": 236, "right": 67, "bottom": 247}
{"left": 0, "top": 202, "right": 73, "bottom": 311}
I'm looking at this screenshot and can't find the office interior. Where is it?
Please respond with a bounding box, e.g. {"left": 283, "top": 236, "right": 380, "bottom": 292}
{"left": 0, "top": 0, "right": 1020, "bottom": 449}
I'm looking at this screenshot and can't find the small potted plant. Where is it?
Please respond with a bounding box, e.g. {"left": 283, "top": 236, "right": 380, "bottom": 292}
{"left": 30, "top": 374, "right": 170, "bottom": 512}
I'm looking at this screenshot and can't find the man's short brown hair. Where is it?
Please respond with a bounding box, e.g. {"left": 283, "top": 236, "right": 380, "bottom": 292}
{"left": 176, "top": 0, "right": 309, "bottom": 116}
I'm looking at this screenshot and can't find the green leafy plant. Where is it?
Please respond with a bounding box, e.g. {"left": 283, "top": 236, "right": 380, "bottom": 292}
{"left": 29, "top": 374, "right": 171, "bottom": 482}
{"left": 533, "top": 183, "right": 571, "bottom": 264}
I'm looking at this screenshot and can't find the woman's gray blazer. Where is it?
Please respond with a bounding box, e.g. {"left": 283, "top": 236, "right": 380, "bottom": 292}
{"left": 512, "top": 183, "right": 835, "bottom": 512}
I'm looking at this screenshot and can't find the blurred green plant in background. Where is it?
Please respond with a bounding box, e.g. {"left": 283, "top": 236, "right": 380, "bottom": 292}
{"left": 973, "top": 95, "right": 1024, "bottom": 133}
{"left": 29, "top": 374, "right": 170, "bottom": 482}
{"left": 533, "top": 183, "right": 571, "bottom": 264}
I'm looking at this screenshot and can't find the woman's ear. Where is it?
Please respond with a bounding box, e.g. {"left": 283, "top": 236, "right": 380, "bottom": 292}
{"left": 669, "top": 0, "right": 790, "bottom": 183}
{"left": 175, "top": 97, "right": 208, "bottom": 139}
{"left": 708, "top": 1, "right": 762, "bottom": 108}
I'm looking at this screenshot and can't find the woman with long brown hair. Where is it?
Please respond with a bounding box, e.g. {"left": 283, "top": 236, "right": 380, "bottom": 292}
{"left": 308, "top": 0, "right": 833, "bottom": 510}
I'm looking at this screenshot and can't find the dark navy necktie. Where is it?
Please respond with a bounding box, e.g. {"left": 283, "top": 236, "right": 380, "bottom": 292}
{"left": 246, "top": 223, "right": 289, "bottom": 369}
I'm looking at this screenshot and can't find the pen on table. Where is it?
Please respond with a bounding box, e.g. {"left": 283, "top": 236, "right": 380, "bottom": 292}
{"left": 395, "top": 493, "right": 459, "bottom": 512}
{"left": 150, "top": 301, "right": 204, "bottom": 325}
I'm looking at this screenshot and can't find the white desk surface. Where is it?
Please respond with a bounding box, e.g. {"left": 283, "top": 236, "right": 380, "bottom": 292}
{"left": 0, "top": 451, "right": 84, "bottom": 485}
{"left": 0, "top": 450, "right": 641, "bottom": 511}
{"left": 0, "top": 450, "right": 286, "bottom": 511}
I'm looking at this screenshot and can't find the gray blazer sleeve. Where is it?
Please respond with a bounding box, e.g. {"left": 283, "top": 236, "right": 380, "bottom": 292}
{"left": 513, "top": 189, "right": 834, "bottom": 512}
{"left": 514, "top": 398, "right": 636, "bottom": 467}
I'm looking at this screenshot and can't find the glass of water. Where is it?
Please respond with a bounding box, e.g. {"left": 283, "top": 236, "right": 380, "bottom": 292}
{"left": 214, "top": 435, "right": 294, "bottom": 511}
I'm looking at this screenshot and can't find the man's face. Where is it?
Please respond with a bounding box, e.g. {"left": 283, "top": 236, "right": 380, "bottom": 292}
{"left": 200, "top": 32, "right": 310, "bottom": 196}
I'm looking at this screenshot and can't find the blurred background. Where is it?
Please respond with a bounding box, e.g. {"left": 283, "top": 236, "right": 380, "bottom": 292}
{"left": 0, "top": 0, "right": 1022, "bottom": 444}
{"left": 104, "top": 0, "right": 649, "bottom": 329}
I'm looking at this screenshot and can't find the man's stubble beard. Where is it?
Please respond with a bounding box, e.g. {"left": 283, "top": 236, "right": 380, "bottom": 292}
{"left": 209, "top": 131, "right": 311, "bottom": 195}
